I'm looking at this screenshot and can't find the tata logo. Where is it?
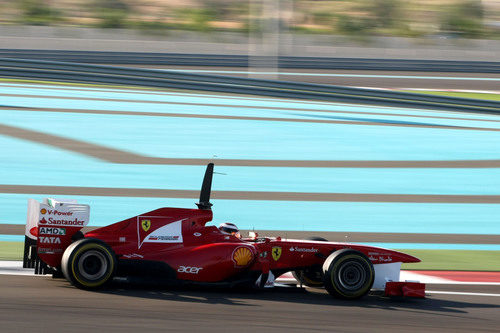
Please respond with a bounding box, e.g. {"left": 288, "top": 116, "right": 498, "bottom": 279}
{"left": 38, "top": 236, "right": 61, "bottom": 244}
{"left": 177, "top": 266, "right": 203, "bottom": 274}
{"left": 271, "top": 246, "right": 282, "bottom": 261}
{"left": 141, "top": 219, "right": 151, "bottom": 232}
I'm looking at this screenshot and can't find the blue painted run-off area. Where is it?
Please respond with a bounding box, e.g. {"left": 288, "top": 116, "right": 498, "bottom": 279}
{"left": 0, "top": 83, "right": 499, "bottom": 237}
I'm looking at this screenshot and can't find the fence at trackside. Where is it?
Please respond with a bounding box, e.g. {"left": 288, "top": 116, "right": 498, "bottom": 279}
{"left": 1, "top": 58, "right": 500, "bottom": 114}
{"left": 1, "top": 49, "right": 500, "bottom": 73}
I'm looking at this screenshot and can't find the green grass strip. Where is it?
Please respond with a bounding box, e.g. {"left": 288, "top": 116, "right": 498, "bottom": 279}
{"left": 401, "top": 249, "right": 500, "bottom": 271}
{"left": 0, "top": 77, "right": 183, "bottom": 92}
{"left": 0, "top": 241, "right": 23, "bottom": 260}
{"left": 400, "top": 90, "right": 500, "bottom": 102}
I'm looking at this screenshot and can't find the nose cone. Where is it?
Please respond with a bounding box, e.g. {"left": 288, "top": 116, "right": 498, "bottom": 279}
{"left": 397, "top": 251, "right": 421, "bottom": 263}
{"left": 376, "top": 248, "right": 421, "bottom": 263}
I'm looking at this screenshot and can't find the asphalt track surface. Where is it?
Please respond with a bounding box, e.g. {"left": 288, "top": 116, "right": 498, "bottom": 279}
{"left": 1, "top": 275, "right": 499, "bottom": 333}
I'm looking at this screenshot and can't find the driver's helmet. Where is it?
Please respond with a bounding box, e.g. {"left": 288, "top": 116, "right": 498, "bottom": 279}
{"left": 219, "top": 222, "right": 240, "bottom": 238}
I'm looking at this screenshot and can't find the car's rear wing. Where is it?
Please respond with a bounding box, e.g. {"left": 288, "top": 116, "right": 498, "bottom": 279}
{"left": 23, "top": 198, "right": 90, "bottom": 274}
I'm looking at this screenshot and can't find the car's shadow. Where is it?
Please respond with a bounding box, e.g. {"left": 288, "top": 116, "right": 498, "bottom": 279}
{"left": 90, "top": 278, "right": 500, "bottom": 315}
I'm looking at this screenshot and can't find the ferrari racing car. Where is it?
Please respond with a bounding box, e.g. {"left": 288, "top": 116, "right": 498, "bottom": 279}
{"left": 23, "top": 163, "right": 425, "bottom": 299}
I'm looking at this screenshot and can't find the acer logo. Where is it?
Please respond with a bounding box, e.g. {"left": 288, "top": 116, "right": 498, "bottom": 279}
{"left": 38, "top": 237, "right": 61, "bottom": 244}
{"left": 177, "top": 266, "right": 203, "bottom": 274}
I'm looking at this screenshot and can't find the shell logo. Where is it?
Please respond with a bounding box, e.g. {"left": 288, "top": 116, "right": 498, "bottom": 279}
{"left": 232, "top": 246, "right": 253, "bottom": 267}
{"left": 40, "top": 208, "right": 47, "bottom": 215}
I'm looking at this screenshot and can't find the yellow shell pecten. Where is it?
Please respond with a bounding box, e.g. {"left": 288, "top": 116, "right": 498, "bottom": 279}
{"left": 232, "top": 247, "right": 253, "bottom": 267}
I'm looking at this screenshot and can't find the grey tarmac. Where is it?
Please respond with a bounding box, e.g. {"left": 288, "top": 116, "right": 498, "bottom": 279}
{"left": 0, "top": 275, "right": 499, "bottom": 332}
{"left": 1, "top": 185, "right": 500, "bottom": 203}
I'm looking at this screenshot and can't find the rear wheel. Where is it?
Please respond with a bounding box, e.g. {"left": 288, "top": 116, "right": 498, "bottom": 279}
{"left": 61, "top": 238, "right": 116, "bottom": 290}
{"left": 292, "top": 236, "right": 328, "bottom": 287}
{"left": 322, "top": 249, "right": 374, "bottom": 299}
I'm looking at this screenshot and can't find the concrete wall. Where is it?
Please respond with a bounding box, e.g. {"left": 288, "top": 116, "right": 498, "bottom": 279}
{"left": 1, "top": 25, "right": 499, "bottom": 61}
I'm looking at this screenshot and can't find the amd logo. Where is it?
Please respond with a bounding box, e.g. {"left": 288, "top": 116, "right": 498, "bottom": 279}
{"left": 177, "top": 266, "right": 203, "bottom": 274}
{"left": 39, "top": 227, "right": 66, "bottom": 235}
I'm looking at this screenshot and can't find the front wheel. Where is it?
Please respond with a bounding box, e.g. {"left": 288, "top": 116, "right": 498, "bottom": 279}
{"left": 61, "top": 238, "right": 117, "bottom": 290}
{"left": 322, "top": 249, "right": 374, "bottom": 299}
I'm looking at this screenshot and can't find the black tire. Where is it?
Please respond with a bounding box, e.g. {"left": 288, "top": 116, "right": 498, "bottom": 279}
{"left": 322, "top": 249, "right": 374, "bottom": 299}
{"left": 292, "top": 236, "right": 328, "bottom": 287}
{"left": 61, "top": 238, "right": 117, "bottom": 290}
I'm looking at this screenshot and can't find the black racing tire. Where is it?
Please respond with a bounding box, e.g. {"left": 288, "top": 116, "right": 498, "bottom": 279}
{"left": 61, "top": 238, "right": 117, "bottom": 290}
{"left": 322, "top": 249, "right": 374, "bottom": 299}
{"left": 292, "top": 236, "right": 328, "bottom": 287}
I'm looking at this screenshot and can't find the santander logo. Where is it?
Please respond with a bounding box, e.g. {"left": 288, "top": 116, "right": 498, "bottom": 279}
{"left": 38, "top": 216, "right": 84, "bottom": 226}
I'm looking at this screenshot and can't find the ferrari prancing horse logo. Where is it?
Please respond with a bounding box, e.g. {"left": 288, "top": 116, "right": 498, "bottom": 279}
{"left": 272, "top": 246, "right": 282, "bottom": 261}
{"left": 141, "top": 219, "right": 151, "bottom": 232}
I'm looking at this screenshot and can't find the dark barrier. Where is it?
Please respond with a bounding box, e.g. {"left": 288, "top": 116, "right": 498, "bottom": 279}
{"left": 1, "top": 58, "right": 499, "bottom": 114}
{"left": 0, "top": 49, "right": 499, "bottom": 73}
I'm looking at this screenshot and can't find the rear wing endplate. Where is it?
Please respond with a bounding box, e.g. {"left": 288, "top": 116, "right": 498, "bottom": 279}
{"left": 23, "top": 198, "right": 89, "bottom": 274}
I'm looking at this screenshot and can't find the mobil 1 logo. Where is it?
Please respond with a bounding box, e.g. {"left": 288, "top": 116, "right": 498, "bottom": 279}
{"left": 39, "top": 227, "right": 66, "bottom": 236}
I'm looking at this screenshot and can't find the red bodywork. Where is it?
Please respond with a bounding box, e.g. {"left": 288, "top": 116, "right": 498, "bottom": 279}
{"left": 385, "top": 282, "right": 426, "bottom": 298}
{"left": 72, "top": 207, "right": 421, "bottom": 284}
{"left": 30, "top": 164, "right": 426, "bottom": 298}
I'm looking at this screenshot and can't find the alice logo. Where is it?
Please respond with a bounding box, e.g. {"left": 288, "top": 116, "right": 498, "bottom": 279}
{"left": 141, "top": 219, "right": 151, "bottom": 232}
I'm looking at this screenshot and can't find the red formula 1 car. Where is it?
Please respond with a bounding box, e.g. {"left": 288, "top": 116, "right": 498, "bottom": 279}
{"left": 23, "top": 164, "right": 425, "bottom": 299}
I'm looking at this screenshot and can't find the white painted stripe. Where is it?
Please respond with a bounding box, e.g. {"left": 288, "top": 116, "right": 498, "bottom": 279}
{"left": 426, "top": 281, "right": 500, "bottom": 286}
{"left": 0, "top": 261, "right": 41, "bottom": 276}
{"left": 400, "top": 271, "right": 451, "bottom": 284}
{"left": 400, "top": 271, "right": 500, "bottom": 285}
{"left": 428, "top": 290, "right": 500, "bottom": 297}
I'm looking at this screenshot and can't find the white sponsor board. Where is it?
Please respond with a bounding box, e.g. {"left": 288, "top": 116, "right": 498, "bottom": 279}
{"left": 25, "top": 198, "right": 89, "bottom": 239}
